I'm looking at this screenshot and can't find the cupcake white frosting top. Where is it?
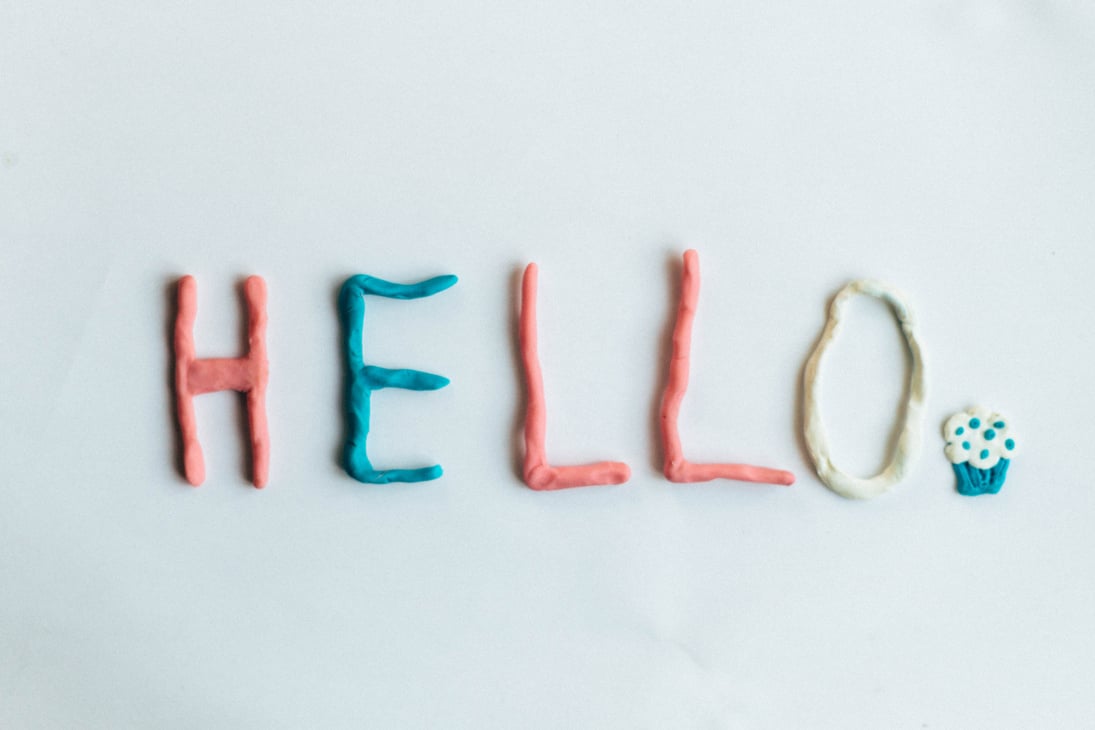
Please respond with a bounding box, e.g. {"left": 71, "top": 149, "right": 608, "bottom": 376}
{"left": 943, "top": 406, "right": 1016, "bottom": 469}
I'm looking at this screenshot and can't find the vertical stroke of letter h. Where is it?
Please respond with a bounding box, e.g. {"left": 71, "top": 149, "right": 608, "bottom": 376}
{"left": 174, "top": 275, "right": 270, "bottom": 488}
{"left": 339, "top": 273, "right": 457, "bottom": 483}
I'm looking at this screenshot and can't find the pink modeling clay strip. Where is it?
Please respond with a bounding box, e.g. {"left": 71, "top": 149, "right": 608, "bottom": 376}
{"left": 175, "top": 275, "right": 269, "bottom": 488}
{"left": 519, "top": 263, "right": 631, "bottom": 490}
{"left": 659, "top": 250, "right": 794, "bottom": 486}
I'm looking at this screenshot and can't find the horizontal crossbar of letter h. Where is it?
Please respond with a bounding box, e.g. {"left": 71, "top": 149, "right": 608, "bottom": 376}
{"left": 174, "top": 275, "right": 269, "bottom": 487}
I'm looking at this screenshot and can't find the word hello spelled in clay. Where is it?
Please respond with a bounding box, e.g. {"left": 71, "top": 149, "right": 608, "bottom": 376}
{"left": 172, "top": 251, "right": 930, "bottom": 499}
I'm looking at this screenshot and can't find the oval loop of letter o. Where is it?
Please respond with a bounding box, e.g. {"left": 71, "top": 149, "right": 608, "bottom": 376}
{"left": 801, "top": 279, "right": 927, "bottom": 500}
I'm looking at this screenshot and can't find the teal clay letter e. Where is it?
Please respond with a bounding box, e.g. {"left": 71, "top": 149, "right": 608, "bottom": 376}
{"left": 339, "top": 273, "right": 457, "bottom": 483}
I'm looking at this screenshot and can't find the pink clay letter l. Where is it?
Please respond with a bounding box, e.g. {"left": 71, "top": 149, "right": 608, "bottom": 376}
{"left": 519, "top": 263, "right": 631, "bottom": 490}
{"left": 659, "top": 250, "right": 794, "bottom": 486}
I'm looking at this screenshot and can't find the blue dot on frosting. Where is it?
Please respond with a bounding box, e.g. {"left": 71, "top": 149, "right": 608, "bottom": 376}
{"left": 994, "top": 421, "right": 1005, "bottom": 429}
{"left": 980, "top": 449, "right": 990, "bottom": 459}
{"left": 969, "top": 418, "right": 981, "bottom": 429}
{"left": 962, "top": 441, "right": 970, "bottom": 450}
{"left": 1005, "top": 438, "right": 1015, "bottom": 450}
{"left": 956, "top": 426, "right": 965, "bottom": 435}
{"left": 984, "top": 429, "right": 996, "bottom": 441}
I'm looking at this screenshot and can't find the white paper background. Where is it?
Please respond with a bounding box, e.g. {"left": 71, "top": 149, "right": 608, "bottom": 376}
{"left": 2, "top": 2, "right": 1094, "bottom": 727}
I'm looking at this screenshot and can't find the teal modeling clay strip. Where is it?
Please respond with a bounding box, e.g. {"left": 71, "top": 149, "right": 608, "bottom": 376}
{"left": 339, "top": 273, "right": 457, "bottom": 483}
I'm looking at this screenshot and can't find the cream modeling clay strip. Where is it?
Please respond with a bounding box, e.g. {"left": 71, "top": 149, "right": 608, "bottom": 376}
{"left": 660, "top": 250, "right": 795, "bottom": 486}
{"left": 174, "top": 275, "right": 269, "bottom": 487}
{"left": 802, "top": 279, "right": 926, "bottom": 499}
{"left": 519, "top": 263, "right": 631, "bottom": 490}
{"left": 339, "top": 273, "right": 457, "bottom": 484}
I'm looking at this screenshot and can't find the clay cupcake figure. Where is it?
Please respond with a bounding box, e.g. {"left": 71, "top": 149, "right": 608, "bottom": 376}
{"left": 943, "top": 406, "right": 1017, "bottom": 495}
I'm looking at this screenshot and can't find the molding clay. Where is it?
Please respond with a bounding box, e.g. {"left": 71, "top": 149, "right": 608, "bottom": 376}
{"left": 339, "top": 273, "right": 457, "bottom": 484}
{"left": 659, "top": 250, "right": 795, "bottom": 486}
{"left": 174, "top": 275, "right": 269, "bottom": 487}
{"left": 943, "top": 406, "right": 1016, "bottom": 496}
{"left": 519, "top": 263, "right": 631, "bottom": 490}
{"left": 802, "top": 279, "right": 926, "bottom": 499}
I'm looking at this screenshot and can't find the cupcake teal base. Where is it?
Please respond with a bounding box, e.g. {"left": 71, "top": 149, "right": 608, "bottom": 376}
{"left": 954, "top": 459, "right": 1010, "bottom": 496}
